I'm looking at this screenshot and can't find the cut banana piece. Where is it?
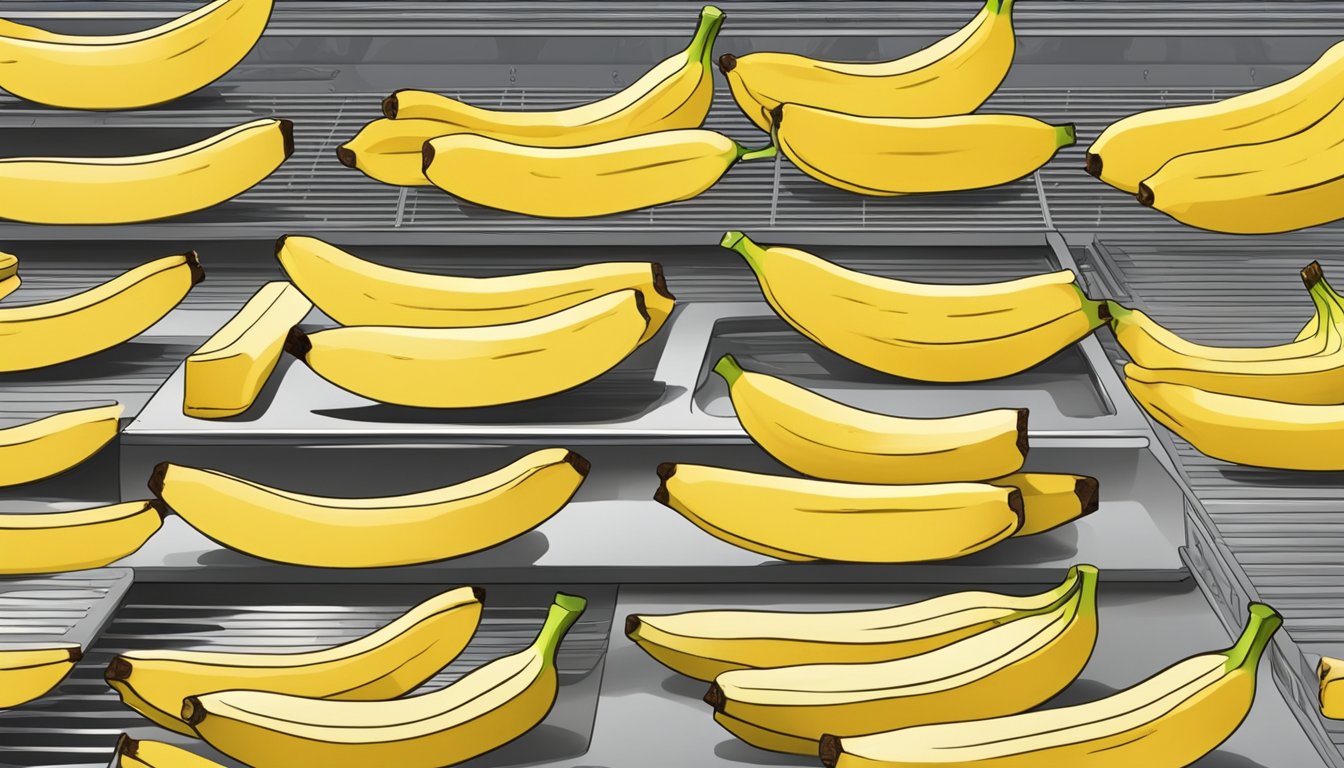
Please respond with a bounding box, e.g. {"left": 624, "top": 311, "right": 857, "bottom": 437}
{"left": 0, "top": 251, "right": 17, "bottom": 300}
{"left": 151, "top": 449, "right": 588, "bottom": 568}
{"left": 184, "top": 282, "right": 312, "bottom": 419}
{"left": 187, "top": 593, "right": 587, "bottom": 768}
{"left": 336, "top": 118, "right": 466, "bottom": 186}
{"left": 106, "top": 586, "right": 484, "bottom": 735}
{"left": 990, "top": 473, "right": 1099, "bottom": 536}
{"left": 0, "top": 500, "right": 164, "bottom": 575}
{"left": 627, "top": 567, "right": 1087, "bottom": 682}
{"left": 0, "top": 644, "right": 81, "bottom": 709}
{"left": 0, "top": 118, "right": 292, "bottom": 224}
{"left": 0, "top": 404, "right": 122, "bottom": 487}
{"left": 1320, "top": 657, "right": 1344, "bottom": 719}
{"left": 117, "top": 735, "right": 226, "bottom": 768}
{"left": 655, "top": 463, "right": 1023, "bottom": 563}
{"left": 0, "top": 0, "right": 272, "bottom": 110}
{"left": 285, "top": 289, "right": 649, "bottom": 409}
{"left": 276, "top": 235, "right": 674, "bottom": 343}
{"left": 0, "top": 252, "right": 202, "bottom": 372}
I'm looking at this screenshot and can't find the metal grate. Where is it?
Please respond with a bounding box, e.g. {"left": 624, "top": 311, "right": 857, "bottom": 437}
{"left": 0, "top": 570, "right": 131, "bottom": 649}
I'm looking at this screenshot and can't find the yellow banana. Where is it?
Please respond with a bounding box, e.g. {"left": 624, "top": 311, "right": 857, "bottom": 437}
{"left": 0, "top": 252, "right": 202, "bottom": 372}
{"left": 383, "top": 6, "right": 722, "bottom": 143}
{"left": 336, "top": 118, "right": 466, "bottom": 186}
{"left": 0, "top": 404, "right": 122, "bottom": 487}
{"left": 990, "top": 473, "right": 1100, "bottom": 536}
{"left": 150, "top": 448, "right": 588, "bottom": 568}
{"left": 276, "top": 235, "right": 674, "bottom": 343}
{"left": 184, "top": 282, "right": 312, "bottom": 419}
{"left": 186, "top": 593, "right": 586, "bottom": 768}
{"left": 775, "top": 105, "right": 1074, "bottom": 195}
{"left": 0, "top": 251, "right": 17, "bottom": 300}
{"left": 822, "top": 602, "right": 1281, "bottom": 768}
{"left": 627, "top": 567, "right": 1086, "bottom": 682}
{"left": 285, "top": 289, "right": 648, "bottom": 408}
{"left": 0, "top": 118, "right": 292, "bottom": 224}
{"left": 1125, "top": 376, "right": 1344, "bottom": 471}
{"left": 720, "top": 0, "right": 1016, "bottom": 133}
{"left": 0, "top": 500, "right": 164, "bottom": 575}
{"left": 105, "top": 586, "right": 484, "bottom": 735}
{"left": 423, "top": 130, "right": 774, "bottom": 219}
{"left": 0, "top": 0, "right": 272, "bottom": 110}
{"left": 1088, "top": 39, "right": 1344, "bottom": 193}
{"left": 655, "top": 463, "right": 1023, "bottom": 563}
{"left": 708, "top": 565, "right": 1097, "bottom": 754}
{"left": 1320, "top": 657, "right": 1344, "bottom": 719}
{"left": 1299, "top": 261, "right": 1344, "bottom": 340}
{"left": 0, "top": 644, "right": 81, "bottom": 709}
{"left": 117, "top": 735, "right": 226, "bottom": 768}
{"left": 713, "top": 354, "right": 1028, "bottom": 484}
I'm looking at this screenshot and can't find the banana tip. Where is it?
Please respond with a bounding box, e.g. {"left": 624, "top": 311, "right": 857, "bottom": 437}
{"left": 472, "top": 586, "right": 487, "bottom": 602}
{"left": 67, "top": 646, "right": 83, "bottom": 663}
{"left": 1076, "top": 475, "right": 1100, "bottom": 516}
{"left": 1136, "top": 183, "right": 1155, "bottom": 207}
{"left": 279, "top": 119, "right": 296, "bottom": 159}
{"left": 653, "top": 463, "right": 677, "bottom": 505}
{"left": 1085, "top": 152, "right": 1102, "bottom": 178}
{"left": 1015, "top": 408, "right": 1030, "bottom": 456}
{"left": 1321, "top": 657, "right": 1335, "bottom": 681}
{"left": 148, "top": 498, "right": 172, "bottom": 520}
{"left": 1303, "top": 261, "right": 1324, "bottom": 289}
{"left": 105, "top": 657, "right": 132, "bottom": 682}
{"left": 770, "top": 104, "right": 784, "bottom": 128}
{"left": 382, "top": 93, "right": 400, "bottom": 119}
{"left": 185, "top": 251, "right": 205, "bottom": 285}
{"left": 274, "top": 234, "right": 290, "bottom": 259}
{"left": 718, "top": 52, "right": 737, "bottom": 74}
{"left": 1006, "top": 488, "right": 1025, "bottom": 520}
{"left": 335, "top": 145, "right": 357, "bottom": 169}
{"left": 819, "top": 734, "right": 841, "bottom": 768}
{"left": 147, "top": 462, "right": 169, "bottom": 498}
{"left": 182, "top": 696, "right": 206, "bottom": 727}
{"left": 284, "top": 325, "right": 313, "bottom": 360}
{"left": 650, "top": 263, "right": 675, "bottom": 301}
{"left": 422, "top": 141, "right": 436, "bottom": 172}
{"left": 624, "top": 614, "right": 642, "bottom": 638}
{"left": 564, "top": 450, "right": 592, "bottom": 477}
{"left": 115, "top": 733, "right": 139, "bottom": 759}
{"left": 703, "top": 682, "right": 726, "bottom": 710}
{"left": 632, "top": 289, "right": 650, "bottom": 325}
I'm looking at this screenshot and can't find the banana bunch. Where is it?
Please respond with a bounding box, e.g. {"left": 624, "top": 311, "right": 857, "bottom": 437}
{"left": 0, "top": 0, "right": 272, "bottom": 110}
{"left": 106, "top": 586, "right": 484, "bottom": 734}
{"left": 628, "top": 566, "right": 1088, "bottom": 682}
{"left": 720, "top": 0, "right": 1017, "bottom": 132}
{"left": 0, "top": 644, "right": 81, "bottom": 709}
{"left": 724, "top": 232, "right": 1108, "bottom": 382}
{"left": 772, "top": 104, "right": 1075, "bottom": 196}
{"left": 0, "top": 251, "right": 17, "bottom": 300}
{"left": 150, "top": 448, "right": 587, "bottom": 567}
{"left": 1321, "top": 656, "right": 1344, "bottom": 719}
{"left": 187, "top": 592, "right": 586, "bottom": 768}
{"left": 821, "top": 602, "right": 1281, "bottom": 768}
{"left": 0, "top": 500, "right": 164, "bottom": 575}
{"left": 117, "top": 736, "right": 225, "bottom": 768}
{"left": 706, "top": 566, "right": 1098, "bottom": 755}
{"left": 0, "top": 405, "right": 122, "bottom": 487}
{"left": 0, "top": 252, "right": 202, "bottom": 372}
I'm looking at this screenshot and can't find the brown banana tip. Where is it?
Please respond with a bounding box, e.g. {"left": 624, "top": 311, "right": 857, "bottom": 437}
{"left": 1136, "top": 183, "right": 1155, "bottom": 207}
{"left": 116, "top": 733, "right": 139, "bottom": 758}
{"left": 704, "top": 683, "right": 726, "bottom": 710}
{"left": 105, "top": 657, "right": 132, "bottom": 682}
{"left": 656, "top": 462, "right": 677, "bottom": 482}
{"left": 632, "top": 289, "right": 650, "bottom": 324}
{"left": 1085, "top": 152, "right": 1102, "bottom": 178}
{"left": 564, "top": 450, "right": 592, "bottom": 477}
{"left": 278, "top": 119, "right": 296, "bottom": 159}
{"left": 1076, "top": 475, "right": 1100, "bottom": 516}
{"left": 147, "top": 462, "right": 170, "bottom": 498}
{"left": 274, "top": 234, "right": 290, "bottom": 258}
{"left": 421, "top": 141, "right": 436, "bottom": 172}
{"left": 335, "top": 145, "right": 357, "bottom": 169}
{"left": 182, "top": 696, "right": 205, "bottom": 727}
{"left": 653, "top": 464, "right": 676, "bottom": 505}
{"left": 471, "top": 586, "right": 487, "bottom": 603}
{"left": 1007, "top": 488, "right": 1025, "bottom": 519}
{"left": 650, "top": 263, "right": 676, "bottom": 301}
{"left": 1303, "top": 261, "right": 1325, "bottom": 289}
{"left": 1015, "top": 408, "right": 1030, "bottom": 456}
{"left": 770, "top": 104, "right": 784, "bottom": 128}
{"left": 382, "top": 93, "right": 400, "bottom": 119}
{"left": 148, "top": 498, "right": 172, "bottom": 519}
{"left": 1322, "top": 659, "right": 1333, "bottom": 681}
{"left": 284, "top": 325, "right": 313, "bottom": 360}
{"left": 1097, "top": 299, "right": 1112, "bottom": 322}
{"left": 67, "top": 647, "right": 83, "bottom": 663}
{"left": 819, "top": 735, "right": 842, "bottom": 768}
{"left": 624, "top": 614, "right": 641, "bottom": 637}
{"left": 718, "top": 52, "right": 737, "bottom": 74}
{"left": 185, "top": 250, "right": 205, "bottom": 285}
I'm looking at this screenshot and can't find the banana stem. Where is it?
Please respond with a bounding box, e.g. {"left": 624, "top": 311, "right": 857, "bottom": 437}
{"left": 1020, "top": 564, "right": 1097, "bottom": 619}
{"left": 721, "top": 231, "right": 769, "bottom": 275}
{"left": 714, "top": 354, "right": 744, "bottom": 386}
{"left": 1056, "top": 123, "right": 1078, "bottom": 149}
{"left": 533, "top": 593, "right": 587, "bottom": 665}
{"left": 990, "top": 0, "right": 1016, "bottom": 15}
{"left": 738, "top": 144, "right": 778, "bottom": 162}
{"left": 1224, "top": 603, "right": 1282, "bottom": 673}
{"left": 1082, "top": 293, "right": 1113, "bottom": 330}
{"left": 688, "top": 6, "right": 726, "bottom": 66}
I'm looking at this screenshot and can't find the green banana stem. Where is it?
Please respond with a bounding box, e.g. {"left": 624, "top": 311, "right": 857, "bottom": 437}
{"left": 689, "top": 6, "right": 726, "bottom": 66}
{"left": 721, "top": 230, "right": 768, "bottom": 274}
{"left": 1026, "top": 564, "right": 1098, "bottom": 619}
{"left": 989, "top": 0, "right": 1016, "bottom": 16}
{"left": 738, "top": 143, "right": 778, "bottom": 162}
{"left": 1223, "top": 603, "right": 1282, "bottom": 672}
{"left": 533, "top": 593, "right": 587, "bottom": 666}
{"left": 1081, "top": 293, "right": 1112, "bottom": 331}
{"left": 1056, "top": 123, "right": 1078, "bottom": 149}
{"left": 714, "top": 354, "right": 744, "bottom": 386}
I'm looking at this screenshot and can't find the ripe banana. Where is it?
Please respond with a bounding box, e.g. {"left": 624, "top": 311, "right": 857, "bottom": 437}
{"left": 1125, "top": 376, "right": 1344, "bottom": 471}
{"left": 383, "top": 6, "right": 722, "bottom": 144}
{"left": 150, "top": 448, "right": 587, "bottom": 568}
{"left": 720, "top": 0, "right": 1016, "bottom": 133}
{"left": 1320, "top": 656, "right": 1344, "bottom": 719}
{"left": 276, "top": 235, "right": 674, "bottom": 343}
{"left": 423, "top": 130, "right": 774, "bottom": 219}
{"left": 0, "top": 118, "right": 292, "bottom": 224}
{"left": 186, "top": 592, "right": 587, "bottom": 768}
{"left": 713, "top": 354, "right": 1028, "bottom": 484}
{"left": 775, "top": 105, "right": 1075, "bottom": 196}
{"left": 723, "top": 232, "right": 1106, "bottom": 381}
{"left": 0, "top": 404, "right": 122, "bottom": 487}
{"left": 1087, "top": 40, "right": 1344, "bottom": 193}
{"left": 0, "top": 0, "right": 272, "bottom": 110}
{"left": 336, "top": 118, "right": 466, "bottom": 186}
{"left": 105, "top": 586, "right": 484, "bottom": 735}
{"left": 184, "top": 281, "right": 312, "bottom": 419}
{"left": 0, "top": 251, "right": 17, "bottom": 300}
{"left": 655, "top": 463, "right": 1023, "bottom": 563}
{"left": 1137, "top": 96, "right": 1344, "bottom": 234}
{"left": 627, "top": 566, "right": 1086, "bottom": 682}
{"left": 0, "top": 252, "right": 202, "bottom": 373}
{"left": 0, "top": 500, "right": 164, "bottom": 575}
{"left": 117, "top": 735, "right": 225, "bottom": 768}
{"left": 284, "top": 289, "right": 648, "bottom": 408}
{"left": 991, "top": 473, "right": 1100, "bottom": 536}
{"left": 821, "top": 602, "right": 1281, "bottom": 768}
{"left": 707, "top": 564, "right": 1097, "bottom": 754}
{"left": 0, "top": 644, "right": 81, "bottom": 708}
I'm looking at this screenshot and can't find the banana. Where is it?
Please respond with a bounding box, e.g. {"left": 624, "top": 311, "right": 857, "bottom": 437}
{"left": 1299, "top": 261, "right": 1344, "bottom": 340}
{"left": 990, "top": 473, "right": 1099, "bottom": 536}
{"left": 0, "top": 251, "right": 17, "bottom": 300}
{"left": 105, "top": 586, "right": 484, "bottom": 735}
{"left": 821, "top": 602, "right": 1281, "bottom": 768}
{"left": 276, "top": 235, "right": 674, "bottom": 343}
{"left": 0, "top": 252, "right": 202, "bottom": 372}
{"left": 713, "top": 354, "right": 1028, "bottom": 484}
{"left": 383, "top": 6, "right": 722, "bottom": 144}
{"left": 775, "top": 105, "right": 1075, "bottom": 196}
{"left": 0, "top": 118, "right": 292, "bottom": 224}
{"left": 150, "top": 449, "right": 587, "bottom": 568}
{"left": 284, "top": 289, "right": 649, "bottom": 408}
{"left": 422, "top": 130, "right": 775, "bottom": 219}
{"left": 723, "top": 232, "right": 1106, "bottom": 381}
{"left": 0, "top": 0, "right": 272, "bottom": 110}
{"left": 1125, "top": 376, "right": 1344, "bottom": 471}
{"left": 1320, "top": 657, "right": 1344, "bottom": 719}
{"left": 654, "top": 463, "right": 1023, "bottom": 563}
{"left": 0, "top": 500, "right": 164, "bottom": 575}
{"left": 1087, "top": 41, "right": 1344, "bottom": 193}
{"left": 0, "top": 644, "right": 81, "bottom": 709}
{"left": 117, "top": 735, "right": 225, "bottom": 768}
{"left": 0, "top": 404, "right": 122, "bottom": 487}
{"left": 336, "top": 118, "right": 466, "bottom": 186}
{"left": 720, "top": 0, "right": 1016, "bottom": 133}
{"left": 186, "top": 592, "right": 586, "bottom": 768}
{"left": 627, "top": 567, "right": 1086, "bottom": 682}
{"left": 707, "top": 565, "right": 1097, "bottom": 754}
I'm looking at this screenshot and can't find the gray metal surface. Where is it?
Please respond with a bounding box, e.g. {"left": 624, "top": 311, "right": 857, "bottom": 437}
{"left": 0, "top": 570, "right": 131, "bottom": 651}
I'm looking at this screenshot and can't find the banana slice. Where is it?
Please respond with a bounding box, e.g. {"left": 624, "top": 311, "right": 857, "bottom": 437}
{"left": 0, "top": 500, "right": 165, "bottom": 575}
{"left": 0, "top": 404, "right": 122, "bottom": 487}
{"left": 0, "top": 644, "right": 81, "bottom": 709}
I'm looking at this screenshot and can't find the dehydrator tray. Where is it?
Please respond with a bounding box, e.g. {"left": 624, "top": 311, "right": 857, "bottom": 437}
{"left": 0, "top": 569, "right": 132, "bottom": 653}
